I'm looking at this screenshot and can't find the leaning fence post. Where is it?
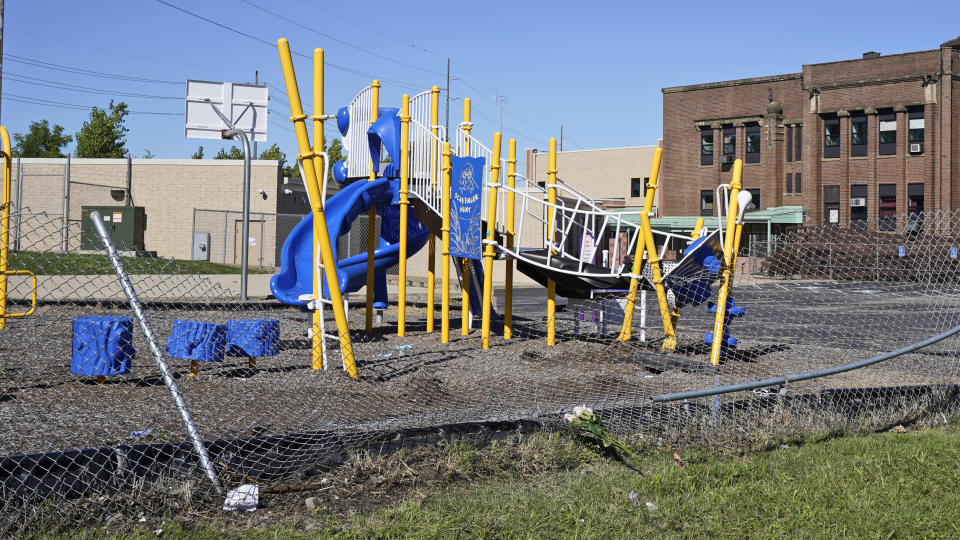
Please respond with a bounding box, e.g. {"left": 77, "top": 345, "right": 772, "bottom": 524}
{"left": 89, "top": 211, "right": 224, "bottom": 495}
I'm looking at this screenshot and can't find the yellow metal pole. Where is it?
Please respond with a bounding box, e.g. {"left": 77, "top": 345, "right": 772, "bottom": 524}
{"left": 691, "top": 217, "right": 704, "bottom": 239}
{"left": 308, "top": 48, "right": 325, "bottom": 369}
{"left": 365, "top": 80, "right": 381, "bottom": 333}
{"left": 0, "top": 126, "right": 11, "bottom": 330}
{"left": 617, "top": 148, "right": 676, "bottom": 350}
{"left": 709, "top": 159, "right": 744, "bottom": 366}
{"left": 481, "top": 132, "right": 502, "bottom": 349}
{"left": 546, "top": 138, "right": 557, "bottom": 346}
{"left": 461, "top": 98, "right": 472, "bottom": 336}
{"left": 441, "top": 142, "right": 452, "bottom": 343}
{"left": 398, "top": 94, "right": 411, "bottom": 337}
{"left": 426, "top": 85, "right": 440, "bottom": 333}
{"left": 278, "top": 38, "right": 358, "bottom": 379}
{"left": 504, "top": 138, "right": 516, "bottom": 339}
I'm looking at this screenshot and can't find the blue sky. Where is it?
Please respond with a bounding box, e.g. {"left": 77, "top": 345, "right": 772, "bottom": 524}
{"left": 3, "top": 0, "right": 959, "bottom": 165}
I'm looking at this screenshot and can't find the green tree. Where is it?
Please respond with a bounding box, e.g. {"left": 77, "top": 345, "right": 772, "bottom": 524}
{"left": 142, "top": 149, "right": 155, "bottom": 159}
{"left": 191, "top": 146, "right": 204, "bottom": 159}
{"left": 74, "top": 100, "right": 130, "bottom": 158}
{"left": 214, "top": 146, "right": 244, "bottom": 159}
{"left": 12, "top": 120, "right": 73, "bottom": 158}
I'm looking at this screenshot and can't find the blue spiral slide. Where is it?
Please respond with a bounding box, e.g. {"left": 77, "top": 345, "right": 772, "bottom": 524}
{"left": 270, "top": 177, "right": 429, "bottom": 307}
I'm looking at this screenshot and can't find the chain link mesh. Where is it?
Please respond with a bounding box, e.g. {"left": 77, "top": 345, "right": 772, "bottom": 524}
{"left": 2, "top": 209, "right": 960, "bottom": 533}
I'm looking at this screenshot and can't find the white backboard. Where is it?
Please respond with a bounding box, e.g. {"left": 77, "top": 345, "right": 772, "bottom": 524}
{"left": 185, "top": 80, "right": 268, "bottom": 142}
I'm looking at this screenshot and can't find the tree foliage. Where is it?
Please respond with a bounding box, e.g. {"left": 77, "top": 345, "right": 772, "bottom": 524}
{"left": 74, "top": 100, "right": 130, "bottom": 158}
{"left": 191, "top": 146, "right": 204, "bottom": 159}
{"left": 214, "top": 146, "right": 244, "bottom": 160}
{"left": 12, "top": 120, "right": 73, "bottom": 158}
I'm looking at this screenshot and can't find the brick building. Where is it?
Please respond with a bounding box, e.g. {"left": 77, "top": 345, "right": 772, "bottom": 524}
{"left": 661, "top": 36, "right": 960, "bottom": 232}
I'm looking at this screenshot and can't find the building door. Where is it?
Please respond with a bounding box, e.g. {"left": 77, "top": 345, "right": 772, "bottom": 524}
{"left": 233, "top": 219, "right": 265, "bottom": 267}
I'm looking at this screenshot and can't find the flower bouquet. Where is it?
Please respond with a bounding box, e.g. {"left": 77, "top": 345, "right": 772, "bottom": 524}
{"left": 565, "top": 405, "right": 643, "bottom": 467}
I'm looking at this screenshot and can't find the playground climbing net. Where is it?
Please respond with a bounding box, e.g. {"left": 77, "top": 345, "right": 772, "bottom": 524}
{"left": 2, "top": 209, "right": 960, "bottom": 533}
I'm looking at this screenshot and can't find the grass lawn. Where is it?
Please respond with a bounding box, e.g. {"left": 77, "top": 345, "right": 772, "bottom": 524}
{"left": 6, "top": 251, "right": 272, "bottom": 275}
{"left": 46, "top": 421, "right": 960, "bottom": 538}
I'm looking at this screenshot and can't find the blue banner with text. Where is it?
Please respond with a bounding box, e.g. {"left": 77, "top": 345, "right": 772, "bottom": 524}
{"left": 449, "top": 155, "right": 485, "bottom": 260}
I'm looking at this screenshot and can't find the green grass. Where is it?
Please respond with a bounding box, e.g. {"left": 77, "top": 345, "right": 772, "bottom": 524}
{"left": 6, "top": 251, "right": 272, "bottom": 275}
{"left": 43, "top": 423, "right": 960, "bottom": 538}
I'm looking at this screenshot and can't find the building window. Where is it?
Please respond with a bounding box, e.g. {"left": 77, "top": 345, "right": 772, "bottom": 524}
{"left": 795, "top": 125, "right": 802, "bottom": 161}
{"left": 851, "top": 112, "right": 867, "bottom": 157}
{"left": 823, "top": 114, "right": 840, "bottom": 158}
{"left": 908, "top": 107, "right": 924, "bottom": 153}
{"left": 850, "top": 184, "right": 868, "bottom": 230}
{"left": 630, "top": 177, "right": 646, "bottom": 198}
{"left": 824, "top": 186, "right": 840, "bottom": 225}
{"left": 794, "top": 173, "right": 802, "bottom": 194}
{"left": 908, "top": 183, "right": 924, "bottom": 233}
{"left": 879, "top": 109, "right": 896, "bottom": 155}
{"left": 786, "top": 173, "right": 793, "bottom": 194}
{"left": 786, "top": 125, "right": 793, "bottom": 162}
{"left": 722, "top": 127, "right": 736, "bottom": 160}
{"left": 700, "top": 130, "right": 713, "bottom": 166}
{"left": 746, "top": 189, "right": 760, "bottom": 211}
{"left": 700, "top": 190, "right": 714, "bottom": 216}
{"left": 745, "top": 124, "right": 761, "bottom": 163}
{"left": 879, "top": 183, "right": 897, "bottom": 231}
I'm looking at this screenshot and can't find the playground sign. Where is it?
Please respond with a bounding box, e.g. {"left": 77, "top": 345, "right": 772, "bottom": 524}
{"left": 184, "top": 80, "right": 268, "bottom": 142}
{"left": 449, "top": 156, "right": 485, "bottom": 260}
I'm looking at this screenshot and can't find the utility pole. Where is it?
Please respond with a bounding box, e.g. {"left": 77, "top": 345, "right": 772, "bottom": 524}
{"left": 495, "top": 94, "right": 506, "bottom": 134}
{"left": 252, "top": 70, "right": 258, "bottom": 159}
{"left": 0, "top": 0, "right": 5, "bottom": 126}
{"left": 444, "top": 58, "right": 450, "bottom": 142}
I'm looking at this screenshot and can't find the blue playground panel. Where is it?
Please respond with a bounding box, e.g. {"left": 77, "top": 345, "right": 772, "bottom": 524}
{"left": 226, "top": 319, "right": 280, "bottom": 358}
{"left": 71, "top": 315, "right": 135, "bottom": 376}
{"left": 166, "top": 320, "right": 227, "bottom": 363}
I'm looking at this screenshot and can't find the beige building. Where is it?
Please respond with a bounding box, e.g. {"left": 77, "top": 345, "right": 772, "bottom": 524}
{"left": 525, "top": 145, "right": 661, "bottom": 211}
{"left": 9, "top": 158, "right": 292, "bottom": 267}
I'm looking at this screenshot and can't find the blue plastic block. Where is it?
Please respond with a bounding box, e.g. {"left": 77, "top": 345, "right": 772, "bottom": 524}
{"left": 71, "top": 316, "right": 135, "bottom": 376}
{"left": 226, "top": 319, "right": 279, "bottom": 358}
{"left": 166, "top": 320, "right": 227, "bottom": 362}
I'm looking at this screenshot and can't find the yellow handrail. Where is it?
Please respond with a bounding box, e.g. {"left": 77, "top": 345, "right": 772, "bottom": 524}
{"left": 0, "top": 270, "right": 38, "bottom": 320}
{"left": 0, "top": 126, "right": 13, "bottom": 329}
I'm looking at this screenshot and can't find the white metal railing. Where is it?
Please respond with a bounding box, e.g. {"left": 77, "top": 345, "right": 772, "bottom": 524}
{"left": 344, "top": 85, "right": 374, "bottom": 179}
{"left": 407, "top": 120, "right": 445, "bottom": 215}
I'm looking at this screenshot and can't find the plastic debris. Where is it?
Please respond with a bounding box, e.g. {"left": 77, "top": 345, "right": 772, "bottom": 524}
{"left": 672, "top": 452, "right": 684, "bottom": 468}
{"left": 395, "top": 344, "right": 412, "bottom": 350}
{"left": 130, "top": 429, "right": 151, "bottom": 437}
{"left": 222, "top": 484, "right": 259, "bottom": 512}
{"left": 376, "top": 353, "right": 393, "bottom": 358}
{"left": 628, "top": 491, "right": 640, "bottom": 507}
{"left": 645, "top": 502, "right": 658, "bottom": 513}
{"left": 305, "top": 497, "right": 321, "bottom": 511}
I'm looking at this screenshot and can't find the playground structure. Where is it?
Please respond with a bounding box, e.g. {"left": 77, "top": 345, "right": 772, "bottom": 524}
{"left": 269, "top": 39, "right": 750, "bottom": 378}
{"left": 4, "top": 40, "right": 960, "bottom": 536}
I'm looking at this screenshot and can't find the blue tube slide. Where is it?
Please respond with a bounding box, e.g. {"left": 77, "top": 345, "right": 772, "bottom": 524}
{"left": 270, "top": 177, "right": 429, "bottom": 307}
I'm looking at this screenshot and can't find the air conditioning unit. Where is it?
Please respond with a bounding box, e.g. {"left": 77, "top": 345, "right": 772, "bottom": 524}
{"left": 909, "top": 143, "right": 923, "bottom": 154}
{"left": 850, "top": 198, "right": 866, "bottom": 207}
{"left": 719, "top": 155, "right": 734, "bottom": 164}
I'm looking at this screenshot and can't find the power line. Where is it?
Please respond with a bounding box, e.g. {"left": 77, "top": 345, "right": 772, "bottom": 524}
{"left": 5, "top": 53, "right": 182, "bottom": 85}
{"left": 5, "top": 72, "right": 181, "bottom": 100}
{"left": 2, "top": 92, "right": 180, "bottom": 115}
{"left": 153, "top": 0, "right": 429, "bottom": 91}
{"left": 295, "top": 0, "right": 445, "bottom": 58}
{"left": 240, "top": 0, "right": 442, "bottom": 76}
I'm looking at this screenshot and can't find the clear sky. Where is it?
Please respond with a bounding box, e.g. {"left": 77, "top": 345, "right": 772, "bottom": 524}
{"left": 2, "top": 0, "right": 959, "bottom": 166}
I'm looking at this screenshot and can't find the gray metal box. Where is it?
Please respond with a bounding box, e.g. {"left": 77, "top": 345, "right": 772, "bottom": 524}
{"left": 192, "top": 232, "right": 211, "bottom": 261}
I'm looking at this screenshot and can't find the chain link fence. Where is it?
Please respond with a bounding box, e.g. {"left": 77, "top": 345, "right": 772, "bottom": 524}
{"left": 2, "top": 209, "right": 960, "bottom": 533}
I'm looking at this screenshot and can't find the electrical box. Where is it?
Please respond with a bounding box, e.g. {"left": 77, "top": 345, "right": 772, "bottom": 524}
{"left": 192, "top": 232, "right": 211, "bottom": 261}
{"left": 80, "top": 206, "right": 147, "bottom": 252}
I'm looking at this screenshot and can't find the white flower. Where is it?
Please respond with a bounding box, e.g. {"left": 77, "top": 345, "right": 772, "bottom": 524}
{"left": 564, "top": 413, "right": 576, "bottom": 423}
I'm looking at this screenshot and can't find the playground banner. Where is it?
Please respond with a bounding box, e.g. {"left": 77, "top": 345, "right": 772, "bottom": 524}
{"left": 449, "top": 156, "right": 485, "bottom": 260}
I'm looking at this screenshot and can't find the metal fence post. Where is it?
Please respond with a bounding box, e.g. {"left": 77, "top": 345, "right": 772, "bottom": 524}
{"left": 89, "top": 211, "right": 225, "bottom": 495}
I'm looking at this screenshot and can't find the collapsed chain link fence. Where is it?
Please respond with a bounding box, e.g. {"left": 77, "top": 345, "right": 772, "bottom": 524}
{"left": 2, "top": 209, "right": 960, "bottom": 533}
